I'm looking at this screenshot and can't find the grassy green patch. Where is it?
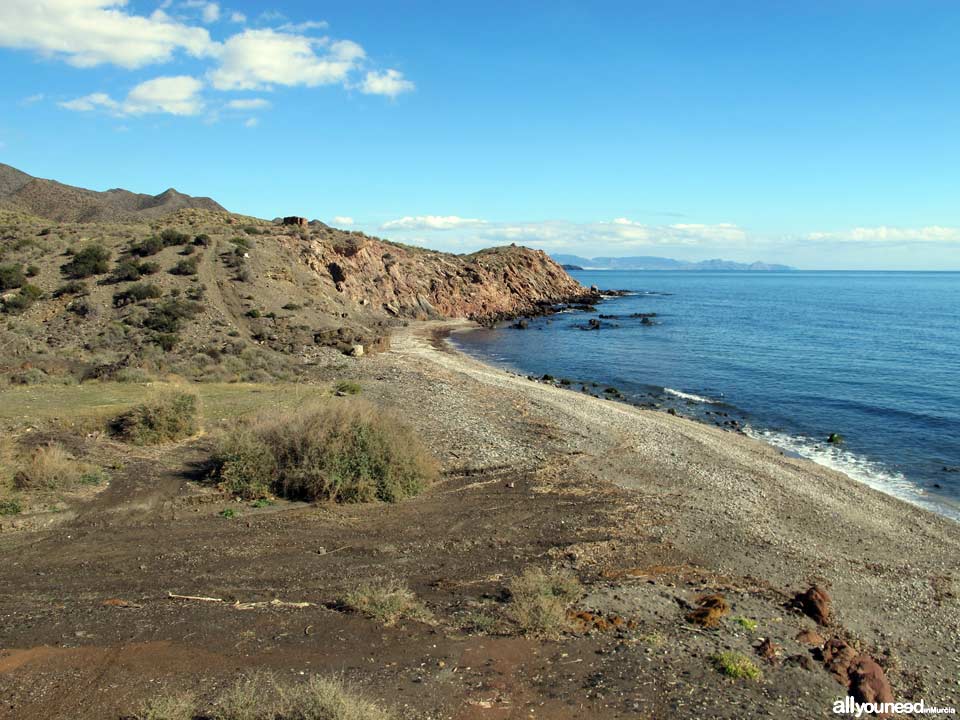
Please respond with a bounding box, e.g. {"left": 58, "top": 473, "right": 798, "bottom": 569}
{"left": 334, "top": 381, "right": 362, "bottom": 395}
{"left": 711, "top": 651, "right": 763, "bottom": 680}
{"left": 732, "top": 616, "right": 758, "bottom": 632}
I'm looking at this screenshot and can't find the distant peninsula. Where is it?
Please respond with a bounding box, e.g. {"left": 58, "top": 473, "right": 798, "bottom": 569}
{"left": 553, "top": 254, "right": 793, "bottom": 271}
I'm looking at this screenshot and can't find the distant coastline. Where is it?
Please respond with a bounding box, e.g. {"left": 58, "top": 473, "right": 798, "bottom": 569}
{"left": 553, "top": 253, "right": 793, "bottom": 271}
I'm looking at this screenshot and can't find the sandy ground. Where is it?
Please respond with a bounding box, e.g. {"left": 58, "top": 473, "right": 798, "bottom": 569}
{"left": 0, "top": 320, "right": 957, "bottom": 719}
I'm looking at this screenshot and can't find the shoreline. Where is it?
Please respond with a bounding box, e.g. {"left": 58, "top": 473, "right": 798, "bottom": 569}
{"left": 439, "top": 317, "right": 960, "bottom": 524}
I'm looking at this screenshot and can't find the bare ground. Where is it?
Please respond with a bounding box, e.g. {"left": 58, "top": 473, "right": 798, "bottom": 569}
{"left": 1, "top": 322, "right": 958, "bottom": 719}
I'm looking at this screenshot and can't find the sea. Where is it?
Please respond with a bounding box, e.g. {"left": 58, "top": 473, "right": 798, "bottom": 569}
{"left": 451, "top": 270, "right": 960, "bottom": 521}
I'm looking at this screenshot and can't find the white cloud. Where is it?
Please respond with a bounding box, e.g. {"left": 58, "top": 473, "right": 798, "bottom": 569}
{"left": 278, "top": 20, "right": 329, "bottom": 33}
{"left": 229, "top": 11, "right": 246, "bottom": 23}
{"left": 360, "top": 69, "right": 414, "bottom": 97}
{"left": 61, "top": 75, "right": 204, "bottom": 116}
{"left": 210, "top": 29, "right": 365, "bottom": 90}
{"left": 332, "top": 216, "right": 355, "bottom": 226}
{"left": 0, "top": 0, "right": 216, "bottom": 69}
{"left": 181, "top": 0, "right": 219, "bottom": 23}
{"left": 19, "top": 93, "right": 45, "bottom": 106}
{"left": 382, "top": 215, "right": 488, "bottom": 231}
{"left": 807, "top": 226, "right": 960, "bottom": 244}
{"left": 244, "top": 117, "right": 259, "bottom": 127}
{"left": 226, "top": 98, "right": 270, "bottom": 110}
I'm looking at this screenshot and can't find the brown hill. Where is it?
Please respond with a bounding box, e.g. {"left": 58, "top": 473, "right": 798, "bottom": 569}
{"left": 0, "top": 198, "right": 588, "bottom": 383}
{"left": 0, "top": 163, "right": 225, "bottom": 223}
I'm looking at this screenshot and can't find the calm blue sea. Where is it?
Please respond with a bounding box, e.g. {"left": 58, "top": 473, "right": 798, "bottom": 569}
{"left": 452, "top": 271, "right": 960, "bottom": 521}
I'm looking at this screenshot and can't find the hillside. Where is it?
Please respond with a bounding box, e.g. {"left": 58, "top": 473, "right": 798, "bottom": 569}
{"left": 0, "top": 203, "right": 588, "bottom": 383}
{"left": 0, "top": 163, "right": 226, "bottom": 223}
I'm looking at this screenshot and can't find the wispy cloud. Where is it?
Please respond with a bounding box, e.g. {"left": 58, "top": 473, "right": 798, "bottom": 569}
{"left": 807, "top": 226, "right": 960, "bottom": 245}
{"left": 382, "top": 215, "right": 487, "bottom": 231}
{"left": 225, "top": 98, "right": 270, "bottom": 110}
{"left": 19, "top": 93, "right": 44, "bottom": 106}
{"left": 61, "top": 76, "right": 204, "bottom": 117}
{"left": 360, "top": 69, "right": 415, "bottom": 97}
{"left": 332, "top": 216, "right": 355, "bottom": 226}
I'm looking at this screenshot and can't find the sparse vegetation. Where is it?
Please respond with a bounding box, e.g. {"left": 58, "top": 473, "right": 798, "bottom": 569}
{"left": 343, "top": 577, "right": 430, "bottom": 626}
{"left": 2, "top": 283, "right": 43, "bottom": 313}
{"left": 711, "top": 651, "right": 763, "bottom": 680}
{"left": 0, "top": 263, "right": 26, "bottom": 291}
{"left": 160, "top": 229, "right": 191, "bottom": 246}
{"left": 131, "top": 236, "right": 165, "bottom": 257}
{"left": 334, "top": 381, "right": 362, "bottom": 395}
{"left": 109, "top": 392, "right": 199, "bottom": 444}
{"left": 113, "top": 282, "right": 162, "bottom": 307}
{"left": 732, "top": 616, "right": 758, "bottom": 632}
{"left": 132, "top": 692, "right": 195, "bottom": 720}
{"left": 61, "top": 243, "right": 111, "bottom": 278}
{"left": 213, "top": 400, "right": 437, "bottom": 503}
{"left": 12, "top": 444, "right": 104, "bottom": 492}
{"left": 208, "top": 673, "right": 392, "bottom": 720}
{"left": 0, "top": 498, "right": 22, "bottom": 516}
{"left": 170, "top": 255, "right": 199, "bottom": 276}
{"left": 53, "top": 280, "right": 86, "bottom": 298}
{"left": 507, "top": 567, "right": 582, "bottom": 637}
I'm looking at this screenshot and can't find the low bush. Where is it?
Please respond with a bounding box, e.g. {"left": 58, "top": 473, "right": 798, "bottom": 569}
{"left": 1, "top": 284, "right": 43, "bottom": 314}
{"left": 13, "top": 444, "right": 103, "bottom": 491}
{"left": 194, "top": 233, "right": 211, "bottom": 247}
{"left": 160, "top": 229, "right": 191, "bottom": 246}
{"left": 53, "top": 280, "right": 86, "bottom": 298}
{"left": 109, "top": 392, "right": 199, "bottom": 444}
{"left": 61, "top": 243, "right": 111, "bottom": 278}
{"left": 343, "top": 578, "right": 430, "bottom": 626}
{"left": 132, "top": 236, "right": 164, "bottom": 257}
{"left": 507, "top": 567, "right": 582, "bottom": 637}
{"left": 213, "top": 400, "right": 437, "bottom": 503}
{"left": 334, "top": 381, "right": 362, "bottom": 395}
{"left": 0, "top": 263, "right": 26, "bottom": 291}
{"left": 132, "top": 692, "right": 194, "bottom": 720}
{"left": 114, "top": 283, "right": 162, "bottom": 307}
{"left": 143, "top": 299, "right": 202, "bottom": 333}
{"left": 0, "top": 498, "right": 22, "bottom": 516}
{"left": 110, "top": 260, "right": 144, "bottom": 283}
{"left": 169, "top": 256, "right": 199, "bottom": 276}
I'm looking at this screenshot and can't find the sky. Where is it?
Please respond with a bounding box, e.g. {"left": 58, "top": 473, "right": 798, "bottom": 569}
{"left": 0, "top": 1, "right": 958, "bottom": 270}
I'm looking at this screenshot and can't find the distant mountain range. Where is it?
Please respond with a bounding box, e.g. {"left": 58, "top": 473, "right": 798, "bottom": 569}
{"left": 552, "top": 254, "right": 793, "bottom": 272}
{"left": 0, "top": 163, "right": 225, "bottom": 223}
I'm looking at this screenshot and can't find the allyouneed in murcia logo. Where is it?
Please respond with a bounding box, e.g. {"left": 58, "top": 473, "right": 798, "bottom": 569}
{"left": 833, "top": 696, "right": 957, "bottom": 717}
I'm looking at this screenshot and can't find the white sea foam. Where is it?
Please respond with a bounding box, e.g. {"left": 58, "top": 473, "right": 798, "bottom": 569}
{"left": 665, "top": 387, "right": 715, "bottom": 404}
{"left": 744, "top": 426, "right": 960, "bottom": 522}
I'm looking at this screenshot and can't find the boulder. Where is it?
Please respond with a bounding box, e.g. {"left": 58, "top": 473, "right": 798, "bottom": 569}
{"left": 792, "top": 585, "right": 831, "bottom": 625}
{"left": 849, "top": 655, "right": 894, "bottom": 707}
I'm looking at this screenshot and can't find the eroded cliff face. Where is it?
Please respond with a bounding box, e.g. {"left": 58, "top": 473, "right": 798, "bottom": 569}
{"left": 296, "top": 233, "right": 590, "bottom": 323}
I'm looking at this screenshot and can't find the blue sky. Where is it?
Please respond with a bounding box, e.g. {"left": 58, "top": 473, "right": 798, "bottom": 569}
{"left": 1, "top": 1, "right": 958, "bottom": 269}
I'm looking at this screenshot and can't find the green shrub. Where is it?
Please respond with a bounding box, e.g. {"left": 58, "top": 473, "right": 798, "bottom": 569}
{"left": 10, "top": 368, "right": 48, "bottom": 385}
{"left": 213, "top": 400, "right": 437, "bottom": 503}
{"left": 507, "top": 567, "right": 582, "bottom": 637}
{"left": 114, "top": 283, "right": 162, "bottom": 307}
{"left": 152, "top": 333, "right": 179, "bottom": 352}
{"left": 138, "top": 260, "right": 161, "bottom": 275}
{"left": 0, "top": 264, "right": 26, "bottom": 291}
{"left": 194, "top": 233, "right": 211, "bottom": 247}
{"left": 0, "top": 498, "right": 22, "bottom": 516}
{"left": 61, "top": 243, "right": 111, "bottom": 278}
{"left": 53, "top": 280, "right": 86, "bottom": 298}
{"left": 25, "top": 264, "right": 40, "bottom": 277}
{"left": 132, "top": 236, "right": 165, "bottom": 257}
{"left": 143, "top": 299, "right": 202, "bottom": 333}
{"left": 109, "top": 392, "right": 199, "bottom": 444}
{"left": 160, "top": 229, "right": 191, "bottom": 246}
{"left": 110, "top": 260, "right": 144, "bottom": 283}
{"left": 2, "top": 284, "right": 43, "bottom": 314}
{"left": 170, "top": 256, "right": 199, "bottom": 276}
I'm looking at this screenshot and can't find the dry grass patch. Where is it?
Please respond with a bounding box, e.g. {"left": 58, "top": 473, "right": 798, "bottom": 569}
{"left": 210, "top": 672, "right": 392, "bottom": 720}
{"left": 213, "top": 399, "right": 437, "bottom": 503}
{"left": 12, "top": 443, "right": 106, "bottom": 492}
{"left": 342, "top": 577, "right": 431, "bottom": 626}
{"left": 133, "top": 692, "right": 195, "bottom": 720}
{"left": 109, "top": 391, "right": 199, "bottom": 444}
{"left": 507, "top": 566, "right": 582, "bottom": 637}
